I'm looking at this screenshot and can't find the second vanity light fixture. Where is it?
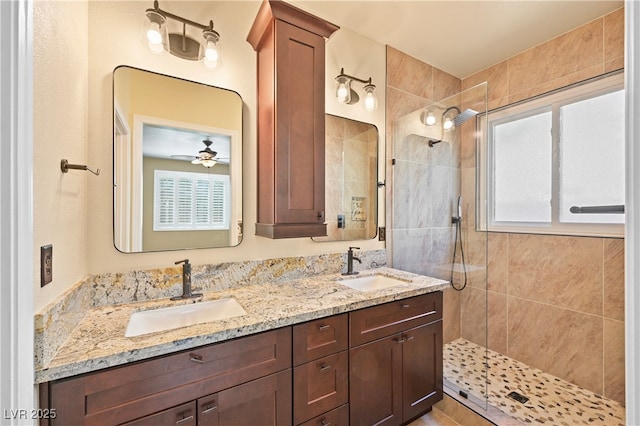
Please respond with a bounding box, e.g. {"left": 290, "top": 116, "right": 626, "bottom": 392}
{"left": 335, "top": 68, "right": 378, "bottom": 111}
{"left": 145, "top": 0, "right": 221, "bottom": 69}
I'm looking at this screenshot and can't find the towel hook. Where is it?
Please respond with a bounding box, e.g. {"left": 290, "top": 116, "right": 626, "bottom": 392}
{"left": 60, "top": 159, "right": 100, "bottom": 176}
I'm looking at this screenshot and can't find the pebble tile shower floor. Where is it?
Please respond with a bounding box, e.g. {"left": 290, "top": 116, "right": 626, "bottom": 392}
{"left": 443, "top": 338, "right": 625, "bottom": 425}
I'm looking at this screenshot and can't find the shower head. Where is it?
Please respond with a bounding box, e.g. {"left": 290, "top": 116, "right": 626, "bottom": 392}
{"left": 453, "top": 108, "right": 479, "bottom": 126}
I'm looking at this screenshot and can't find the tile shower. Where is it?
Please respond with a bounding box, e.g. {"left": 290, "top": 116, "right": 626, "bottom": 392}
{"left": 386, "top": 6, "right": 626, "bottom": 422}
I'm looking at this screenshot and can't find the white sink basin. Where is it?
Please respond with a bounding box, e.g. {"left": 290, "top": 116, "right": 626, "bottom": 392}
{"left": 125, "top": 298, "right": 247, "bottom": 337}
{"left": 337, "top": 274, "right": 409, "bottom": 291}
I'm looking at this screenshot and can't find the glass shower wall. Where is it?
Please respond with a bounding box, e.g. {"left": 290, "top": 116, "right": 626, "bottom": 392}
{"left": 390, "top": 82, "right": 489, "bottom": 409}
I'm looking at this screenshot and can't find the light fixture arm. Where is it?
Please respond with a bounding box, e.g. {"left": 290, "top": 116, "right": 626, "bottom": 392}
{"left": 147, "top": 0, "right": 214, "bottom": 32}
{"left": 336, "top": 68, "right": 372, "bottom": 86}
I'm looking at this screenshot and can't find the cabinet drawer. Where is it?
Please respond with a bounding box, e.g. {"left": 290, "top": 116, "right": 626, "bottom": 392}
{"left": 298, "top": 403, "right": 349, "bottom": 426}
{"left": 350, "top": 292, "right": 442, "bottom": 347}
{"left": 293, "top": 351, "right": 348, "bottom": 424}
{"left": 121, "top": 401, "right": 196, "bottom": 426}
{"left": 293, "top": 314, "right": 348, "bottom": 365}
{"left": 48, "top": 327, "right": 291, "bottom": 425}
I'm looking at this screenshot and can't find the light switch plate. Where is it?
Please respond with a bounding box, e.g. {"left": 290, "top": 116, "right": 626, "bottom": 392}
{"left": 41, "top": 244, "right": 53, "bottom": 287}
{"left": 378, "top": 227, "right": 386, "bottom": 241}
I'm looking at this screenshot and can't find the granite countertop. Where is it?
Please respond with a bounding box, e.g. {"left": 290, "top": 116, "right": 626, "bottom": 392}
{"left": 35, "top": 267, "right": 448, "bottom": 384}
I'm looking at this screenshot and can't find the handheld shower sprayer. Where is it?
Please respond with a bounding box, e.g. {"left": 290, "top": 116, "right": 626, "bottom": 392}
{"left": 450, "top": 195, "right": 467, "bottom": 291}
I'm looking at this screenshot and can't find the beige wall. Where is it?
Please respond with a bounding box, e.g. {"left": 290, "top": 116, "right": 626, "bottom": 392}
{"left": 459, "top": 7, "right": 625, "bottom": 403}
{"left": 33, "top": 0, "right": 90, "bottom": 310}
{"left": 33, "top": 1, "right": 386, "bottom": 312}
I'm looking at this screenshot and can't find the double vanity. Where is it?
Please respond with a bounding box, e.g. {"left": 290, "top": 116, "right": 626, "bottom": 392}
{"left": 37, "top": 267, "right": 447, "bottom": 425}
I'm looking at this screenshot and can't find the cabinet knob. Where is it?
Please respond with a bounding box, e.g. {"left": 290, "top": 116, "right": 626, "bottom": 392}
{"left": 317, "top": 211, "right": 325, "bottom": 220}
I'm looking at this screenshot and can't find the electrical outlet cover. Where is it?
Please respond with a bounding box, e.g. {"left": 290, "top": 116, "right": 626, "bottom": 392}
{"left": 41, "top": 244, "right": 53, "bottom": 287}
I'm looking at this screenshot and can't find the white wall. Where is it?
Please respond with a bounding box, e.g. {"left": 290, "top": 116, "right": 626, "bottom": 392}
{"left": 33, "top": 1, "right": 386, "bottom": 312}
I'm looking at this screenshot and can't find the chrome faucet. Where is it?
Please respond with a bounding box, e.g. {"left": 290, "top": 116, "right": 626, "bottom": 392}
{"left": 342, "top": 246, "right": 362, "bottom": 276}
{"left": 171, "top": 259, "right": 203, "bottom": 300}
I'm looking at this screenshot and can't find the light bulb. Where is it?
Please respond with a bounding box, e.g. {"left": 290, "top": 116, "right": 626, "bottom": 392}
{"left": 204, "top": 41, "right": 219, "bottom": 69}
{"left": 425, "top": 111, "right": 436, "bottom": 126}
{"left": 443, "top": 117, "right": 454, "bottom": 131}
{"left": 363, "top": 84, "right": 378, "bottom": 111}
{"left": 147, "top": 22, "right": 162, "bottom": 45}
{"left": 337, "top": 83, "right": 348, "bottom": 103}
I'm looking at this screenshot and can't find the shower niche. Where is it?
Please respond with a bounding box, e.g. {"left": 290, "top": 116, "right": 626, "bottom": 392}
{"left": 390, "top": 82, "right": 489, "bottom": 409}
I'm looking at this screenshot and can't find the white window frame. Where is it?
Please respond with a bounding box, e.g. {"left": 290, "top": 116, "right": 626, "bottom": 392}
{"left": 478, "top": 72, "right": 625, "bottom": 237}
{"left": 153, "top": 170, "right": 230, "bottom": 231}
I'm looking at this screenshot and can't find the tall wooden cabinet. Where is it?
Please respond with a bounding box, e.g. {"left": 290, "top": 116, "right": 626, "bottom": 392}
{"left": 247, "top": 0, "right": 339, "bottom": 239}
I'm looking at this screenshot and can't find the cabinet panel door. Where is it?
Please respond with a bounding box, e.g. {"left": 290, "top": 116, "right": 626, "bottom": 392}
{"left": 293, "top": 351, "right": 348, "bottom": 424}
{"left": 293, "top": 314, "right": 348, "bottom": 365}
{"left": 120, "top": 401, "right": 196, "bottom": 426}
{"left": 197, "top": 393, "right": 219, "bottom": 426}
{"left": 349, "top": 336, "right": 402, "bottom": 426}
{"left": 274, "top": 20, "right": 325, "bottom": 224}
{"left": 218, "top": 369, "right": 292, "bottom": 426}
{"left": 402, "top": 321, "right": 443, "bottom": 422}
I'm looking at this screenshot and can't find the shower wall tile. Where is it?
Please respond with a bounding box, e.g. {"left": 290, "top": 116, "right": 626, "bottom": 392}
{"left": 604, "top": 8, "right": 624, "bottom": 71}
{"left": 604, "top": 238, "right": 625, "bottom": 321}
{"left": 603, "top": 318, "right": 625, "bottom": 403}
{"left": 487, "top": 233, "right": 508, "bottom": 295}
{"left": 487, "top": 290, "right": 508, "bottom": 355}
{"left": 460, "top": 286, "right": 487, "bottom": 347}
{"left": 443, "top": 287, "right": 461, "bottom": 344}
{"left": 460, "top": 121, "right": 476, "bottom": 170}
{"left": 387, "top": 46, "right": 434, "bottom": 99}
{"left": 460, "top": 167, "right": 476, "bottom": 229}
{"left": 462, "top": 60, "right": 509, "bottom": 111}
{"left": 508, "top": 19, "right": 603, "bottom": 97}
{"left": 432, "top": 67, "right": 462, "bottom": 103}
{"left": 508, "top": 65, "right": 604, "bottom": 105}
{"left": 507, "top": 298, "right": 604, "bottom": 395}
{"left": 508, "top": 234, "right": 603, "bottom": 316}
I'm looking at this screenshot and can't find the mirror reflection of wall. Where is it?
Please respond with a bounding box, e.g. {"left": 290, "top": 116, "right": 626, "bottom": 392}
{"left": 113, "top": 66, "right": 243, "bottom": 252}
{"left": 314, "top": 114, "right": 378, "bottom": 242}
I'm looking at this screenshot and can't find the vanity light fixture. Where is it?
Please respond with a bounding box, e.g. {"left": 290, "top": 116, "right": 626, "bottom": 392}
{"left": 144, "top": 0, "right": 222, "bottom": 69}
{"left": 335, "top": 68, "right": 378, "bottom": 111}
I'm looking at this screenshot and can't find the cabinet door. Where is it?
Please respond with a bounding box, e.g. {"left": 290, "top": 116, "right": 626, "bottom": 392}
{"left": 349, "top": 336, "right": 403, "bottom": 426}
{"left": 273, "top": 20, "right": 326, "bottom": 226}
{"left": 218, "top": 369, "right": 292, "bottom": 426}
{"left": 293, "top": 351, "right": 348, "bottom": 424}
{"left": 120, "top": 401, "right": 196, "bottom": 426}
{"left": 402, "top": 321, "right": 443, "bottom": 422}
{"left": 197, "top": 394, "right": 219, "bottom": 426}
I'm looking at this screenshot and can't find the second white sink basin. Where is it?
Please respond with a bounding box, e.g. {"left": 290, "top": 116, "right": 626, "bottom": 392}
{"left": 337, "top": 274, "right": 409, "bottom": 291}
{"left": 125, "top": 298, "right": 247, "bottom": 337}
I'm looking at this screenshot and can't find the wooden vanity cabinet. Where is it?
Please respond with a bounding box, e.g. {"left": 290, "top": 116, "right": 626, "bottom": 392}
{"left": 247, "top": 0, "right": 339, "bottom": 239}
{"left": 41, "top": 328, "right": 292, "bottom": 426}
{"left": 292, "top": 314, "right": 349, "bottom": 425}
{"left": 349, "top": 292, "right": 443, "bottom": 425}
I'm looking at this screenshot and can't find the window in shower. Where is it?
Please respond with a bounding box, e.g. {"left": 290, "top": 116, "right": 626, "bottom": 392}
{"left": 478, "top": 72, "right": 624, "bottom": 237}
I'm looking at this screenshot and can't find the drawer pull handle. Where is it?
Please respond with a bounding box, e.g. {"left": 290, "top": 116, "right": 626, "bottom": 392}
{"left": 405, "top": 335, "right": 415, "bottom": 341}
{"left": 190, "top": 354, "right": 205, "bottom": 364}
{"left": 395, "top": 336, "right": 406, "bottom": 344}
{"left": 401, "top": 304, "right": 410, "bottom": 309}
{"left": 318, "top": 324, "right": 331, "bottom": 330}
{"left": 201, "top": 404, "right": 218, "bottom": 415}
{"left": 320, "top": 364, "right": 331, "bottom": 371}
{"left": 176, "top": 415, "right": 194, "bottom": 424}
{"left": 320, "top": 420, "right": 331, "bottom": 426}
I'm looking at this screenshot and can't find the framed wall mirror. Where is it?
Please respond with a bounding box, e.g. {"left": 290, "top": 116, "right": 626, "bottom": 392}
{"left": 113, "top": 66, "right": 243, "bottom": 252}
{"left": 314, "top": 114, "right": 379, "bottom": 241}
